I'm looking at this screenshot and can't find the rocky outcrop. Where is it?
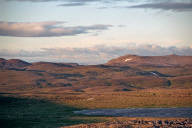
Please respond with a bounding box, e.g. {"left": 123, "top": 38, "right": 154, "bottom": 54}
{"left": 61, "top": 119, "right": 192, "bottom": 128}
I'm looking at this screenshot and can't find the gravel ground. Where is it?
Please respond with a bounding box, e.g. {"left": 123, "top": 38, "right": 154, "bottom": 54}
{"left": 62, "top": 118, "right": 192, "bottom": 128}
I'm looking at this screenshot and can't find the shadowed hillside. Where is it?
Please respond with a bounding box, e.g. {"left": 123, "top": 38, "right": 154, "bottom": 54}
{"left": 0, "top": 95, "right": 103, "bottom": 128}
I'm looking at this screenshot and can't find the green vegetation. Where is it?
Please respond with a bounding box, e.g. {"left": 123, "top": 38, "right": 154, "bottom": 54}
{"left": 0, "top": 95, "right": 104, "bottom": 128}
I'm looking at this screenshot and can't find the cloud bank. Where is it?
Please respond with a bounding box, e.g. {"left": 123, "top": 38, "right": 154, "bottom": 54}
{"left": 5, "top": 0, "right": 192, "bottom": 12}
{"left": 128, "top": 2, "right": 192, "bottom": 11}
{"left": 0, "top": 44, "right": 192, "bottom": 64}
{"left": 0, "top": 21, "right": 112, "bottom": 37}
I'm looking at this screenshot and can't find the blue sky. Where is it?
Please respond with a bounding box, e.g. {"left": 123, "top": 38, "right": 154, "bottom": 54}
{"left": 0, "top": 0, "right": 192, "bottom": 64}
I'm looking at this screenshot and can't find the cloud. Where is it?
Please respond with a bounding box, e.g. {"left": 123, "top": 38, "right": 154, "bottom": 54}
{"left": 58, "top": 2, "right": 85, "bottom": 7}
{"left": 4, "top": 0, "right": 145, "bottom": 6}
{"left": 128, "top": 2, "right": 192, "bottom": 11}
{"left": 5, "top": 0, "right": 102, "bottom": 3}
{"left": 0, "top": 44, "right": 192, "bottom": 64}
{"left": 6, "top": 0, "right": 192, "bottom": 10}
{"left": 0, "top": 21, "right": 112, "bottom": 37}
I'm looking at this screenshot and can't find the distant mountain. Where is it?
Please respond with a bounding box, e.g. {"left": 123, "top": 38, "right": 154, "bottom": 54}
{"left": 106, "top": 54, "right": 192, "bottom": 67}
{"left": 0, "top": 59, "right": 80, "bottom": 70}
{"left": 0, "top": 58, "right": 31, "bottom": 69}
{"left": 0, "top": 58, "right": 6, "bottom": 67}
{"left": 26, "top": 62, "right": 79, "bottom": 71}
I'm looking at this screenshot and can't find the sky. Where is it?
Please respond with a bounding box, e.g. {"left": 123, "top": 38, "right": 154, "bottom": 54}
{"left": 0, "top": 0, "right": 192, "bottom": 64}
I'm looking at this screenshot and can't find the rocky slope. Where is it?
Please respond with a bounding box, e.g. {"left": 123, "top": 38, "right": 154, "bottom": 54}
{"left": 62, "top": 118, "right": 192, "bottom": 128}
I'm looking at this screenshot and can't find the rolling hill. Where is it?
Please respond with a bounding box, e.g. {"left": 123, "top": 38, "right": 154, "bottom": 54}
{"left": 0, "top": 55, "right": 192, "bottom": 92}
{"left": 106, "top": 54, "right": 192, "bottom": 67}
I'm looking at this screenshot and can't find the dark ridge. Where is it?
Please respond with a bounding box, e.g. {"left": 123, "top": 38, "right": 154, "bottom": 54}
{"left": 31, "top": 62, "right": 79, "bottom": 67}
{"left": 0, "top": 58, "right": 31, "bottom": 69}
{"left": 6, "top": 68, "right": 26, "bottom": 71}
{"left": 49, "top": 73, "right": 84, "bottom": 79}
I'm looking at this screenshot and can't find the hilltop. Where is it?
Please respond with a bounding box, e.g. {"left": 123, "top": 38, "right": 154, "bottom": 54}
{"left": 106, "top": 54, "right": 192, "bottom": 67}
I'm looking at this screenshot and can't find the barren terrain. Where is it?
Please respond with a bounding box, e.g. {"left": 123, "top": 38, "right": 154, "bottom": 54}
{"left": 0, "top": 55, "right": 192, "bottom": 128}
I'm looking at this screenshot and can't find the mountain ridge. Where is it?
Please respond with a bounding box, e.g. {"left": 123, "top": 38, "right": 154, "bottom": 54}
{"left": 1, "top": 54, "right": 192, "bottom": 68}
{"left": 0, "top": 54, "right": 192, "bottom": 91}
{"left": 106, "top": 54, "right": 192, "bottom": 67}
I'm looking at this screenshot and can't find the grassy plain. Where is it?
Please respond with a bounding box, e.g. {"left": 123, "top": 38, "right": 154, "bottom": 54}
{"left": 6, "top": 88, "right": 192, "bottom": 109}
{"left": 1, "top": 88, "right": 192, "bottom": 127}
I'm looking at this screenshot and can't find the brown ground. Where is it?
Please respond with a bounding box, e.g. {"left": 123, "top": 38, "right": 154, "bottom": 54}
{"left": 3, "top": 88, "right": 192, "bottom": 109}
